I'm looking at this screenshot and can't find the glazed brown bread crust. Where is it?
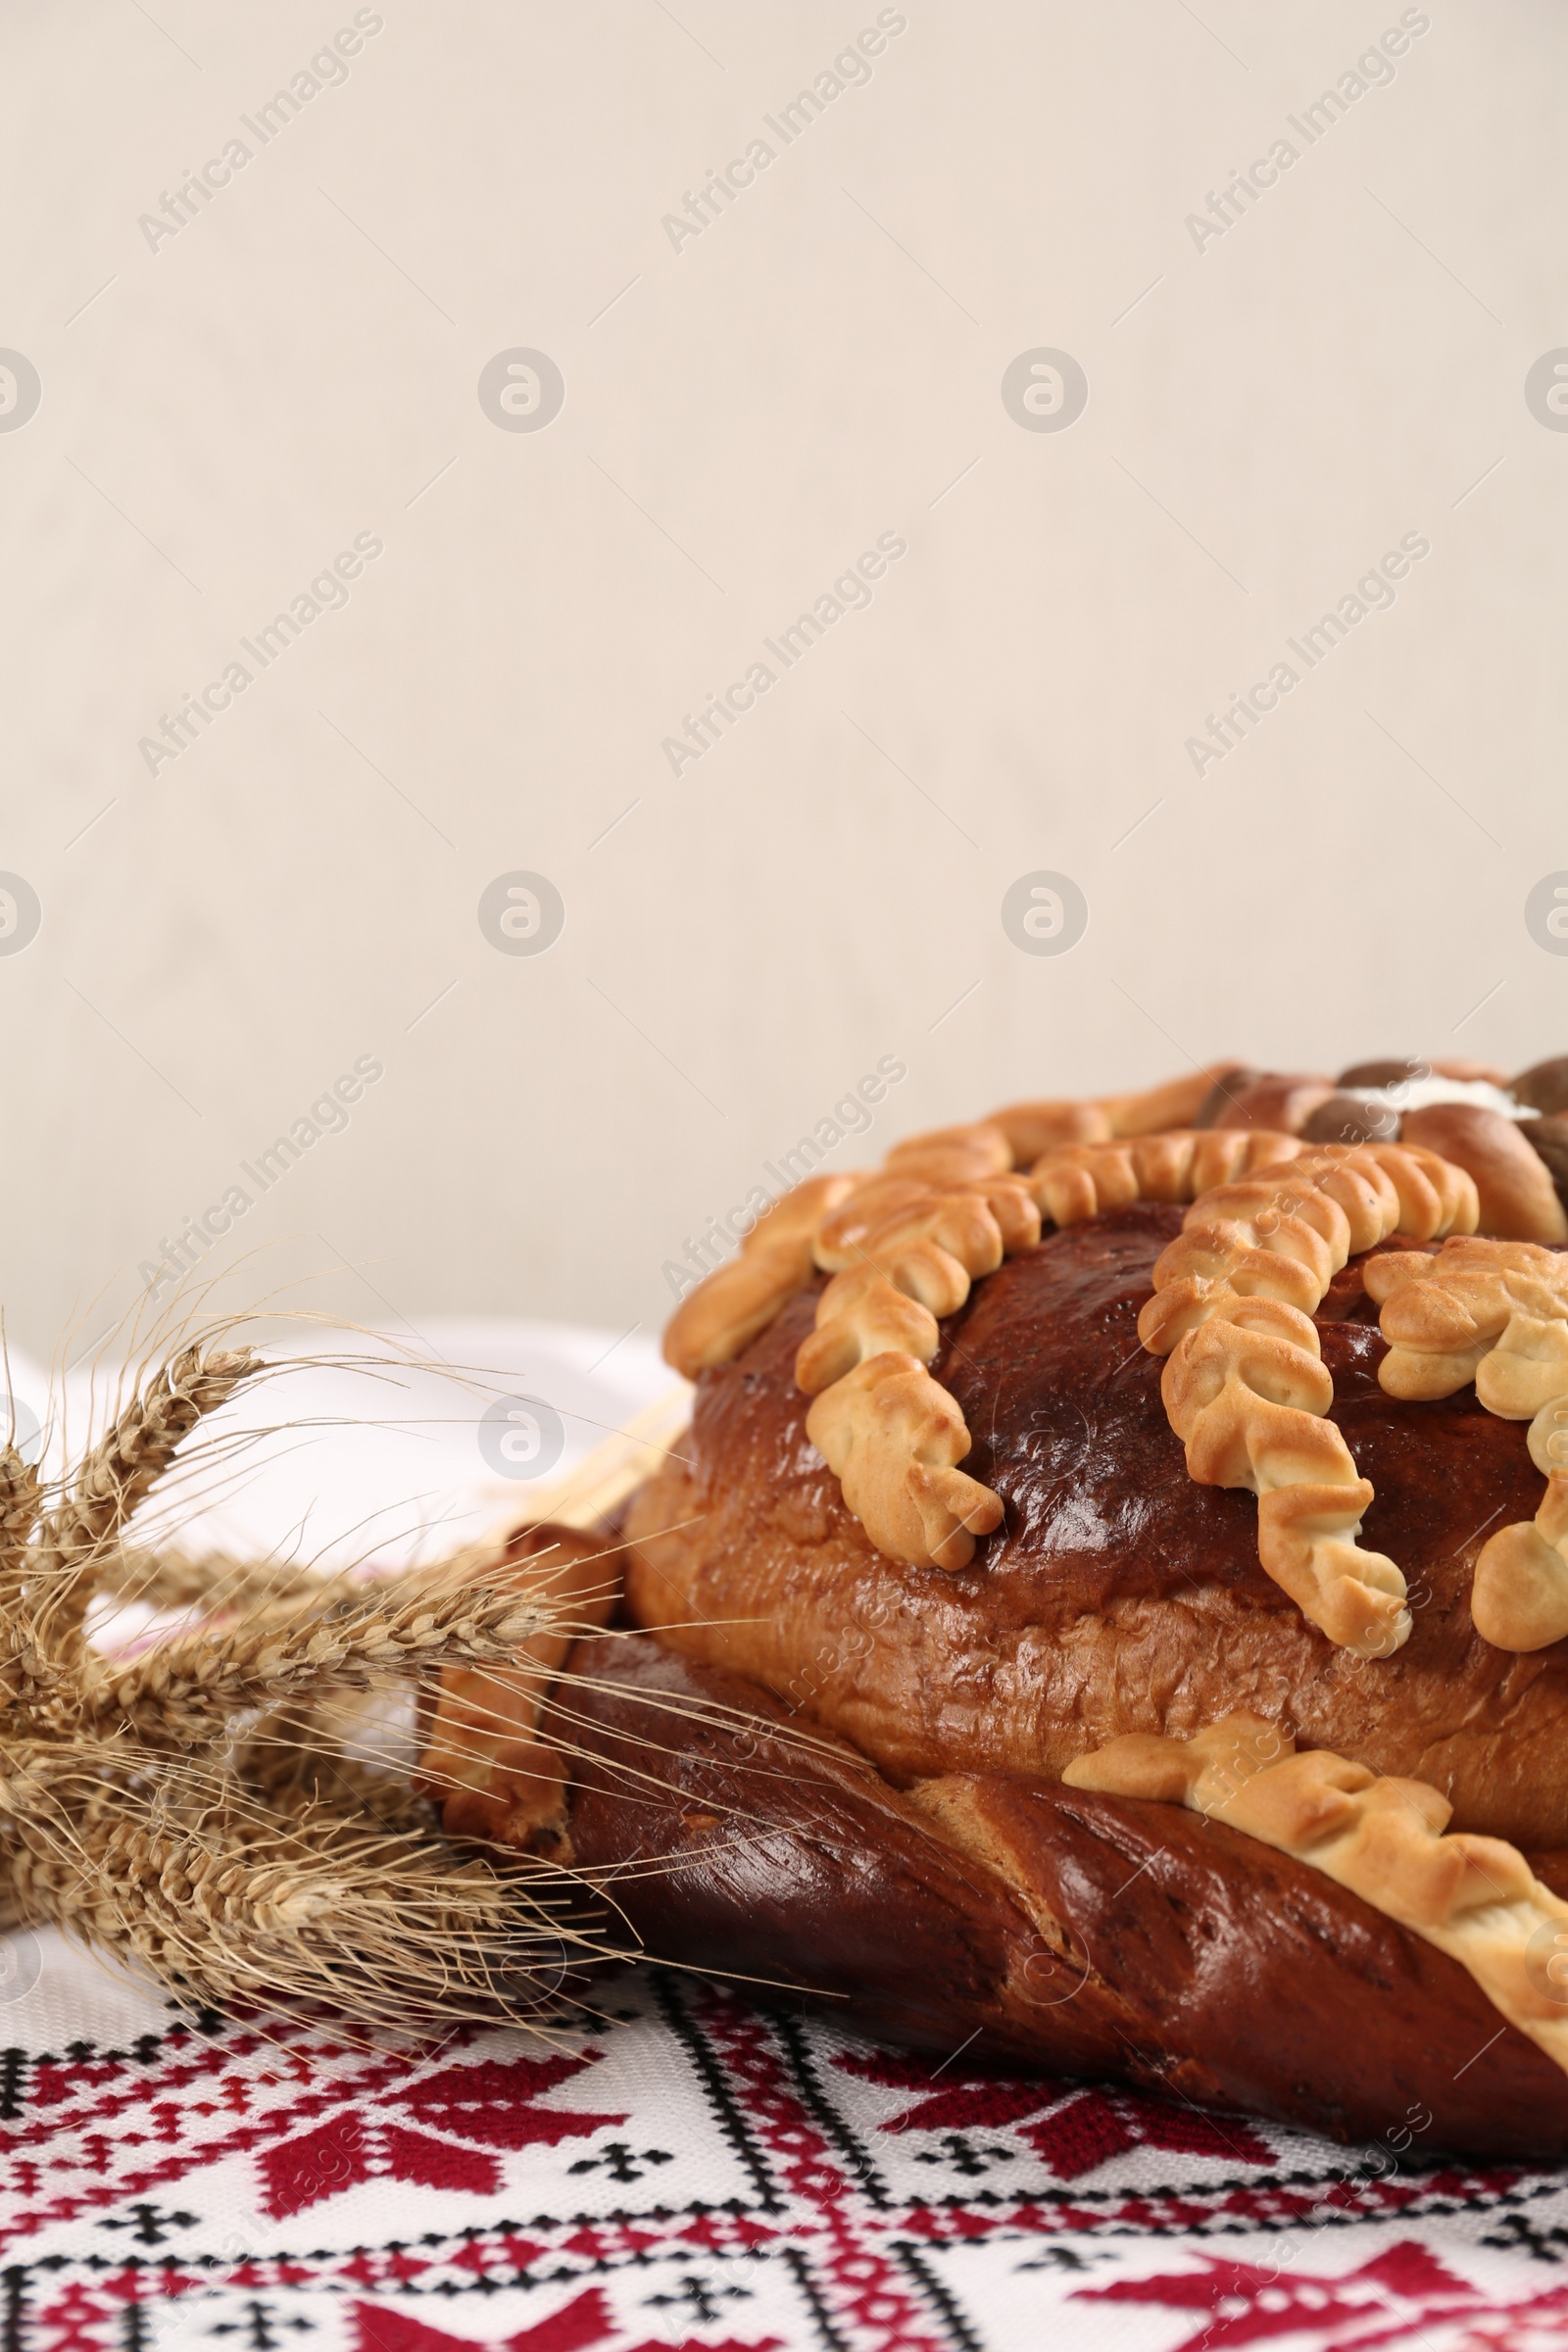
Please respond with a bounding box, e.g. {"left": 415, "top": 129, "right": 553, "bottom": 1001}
{"left": 624, "top": 1203, "right": 1568, "bottom": 1849}
{"left": 567, "top": 1638, "right": 1568, "bottom": 2158}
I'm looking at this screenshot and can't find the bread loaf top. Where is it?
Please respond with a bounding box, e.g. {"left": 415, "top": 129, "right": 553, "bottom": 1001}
{"left": 626, "top": 1201, "right": 1568, "bottom": 1847}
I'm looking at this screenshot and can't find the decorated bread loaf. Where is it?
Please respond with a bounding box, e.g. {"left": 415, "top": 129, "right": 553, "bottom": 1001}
{"left": 424, "top": 1054, "right": 1568, "bottom": 2158}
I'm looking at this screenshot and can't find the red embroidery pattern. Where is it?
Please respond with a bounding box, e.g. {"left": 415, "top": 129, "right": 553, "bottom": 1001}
{"left": 1, "top": 1958, "right": 1563, "bottom": 2352}
{"left": 835, "top": 2046, "right": 1274, "bottom": 2178}
{"left": 261, "top": 2056, "right": 627, "bottom": 2219}
{"left": 353, "top": 2293, "right": 779, "bottom": 2352}
{"left": 1076, "top": 2238, "right": 1568, "bottom": 2350}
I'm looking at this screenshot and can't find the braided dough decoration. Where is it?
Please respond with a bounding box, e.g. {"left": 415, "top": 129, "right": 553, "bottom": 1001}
{"left": 989, "top": 1064, "right": 1228, "bottom": 1162}
{"left": 659, "top": 1080, "right": 1477, "bottom": 1592}
{"left": 1139, "top": 1143, "right": 1480, "bottom": 1351}
{"left": 1064, "top": 1713, "right": 1568, "bottom": 2083}
{"left": 793, "top": 1090, "right": 1236, "bottom": 1569}
{"left": 663, "top": 1174, "right": 856, "bottom": 1378}
{"left": 1030, "top": 1128, "right": 1304, "bottom": 1228}
{"left": 802, "top": 1171, "right": 1042, "bottom": 1571}
{"left": 1370, "top": 1239, "right": 1568, "bottom": 1650}
{"left": 1134, "top": 1145, "right": 1480, "bottom": 1658}
{"left": 807, "top": 1113, "right": 1309, "bottom": 1573}
{"left": 663, "top": 1069, "right": 1240, "bottom": 1385}
{"left": 662, "top": 1123, "right": 1046, "bottom": 1571}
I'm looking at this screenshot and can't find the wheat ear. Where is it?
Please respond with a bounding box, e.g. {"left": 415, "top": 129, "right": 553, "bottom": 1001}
{"left": 0, "top": 1447, "right": 38, "bottom": 1591}
{"left": 79, "top": 1571, "right": 562, "bottom": 1744}
{"left": 237, "top": 1703, "right": 438, "bottom": 1838}
{"left": 29, "top": 1345, "right": 258, "bottom": 1650}
{"left": 92, "top": 1545, "right": 350, "bottom": 1618}
{"left": 0, "top": 1326, "right": 662, "bottom": 2033}
{"left": 8, "top": 1783, "right": 593, "bottom": 2030}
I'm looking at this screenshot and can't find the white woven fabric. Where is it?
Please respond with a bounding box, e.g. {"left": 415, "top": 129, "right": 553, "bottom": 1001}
{"left": 4, "top": 1323, "right": 1565, "bottom": 2352}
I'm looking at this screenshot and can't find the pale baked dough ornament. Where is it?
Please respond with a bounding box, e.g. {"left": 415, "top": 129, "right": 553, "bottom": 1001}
{"left": 664, "top": 1085, "right": 1494, "bottom": 1657}
{"left": 1370, "top": 1238, "right": 1568, "bottom": 1647}
{"left": 1064, "top": 1712, "right": 1568, "bottom": 2082}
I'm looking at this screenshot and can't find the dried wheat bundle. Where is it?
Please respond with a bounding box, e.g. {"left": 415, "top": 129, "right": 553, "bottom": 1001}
{"left": 0, "top": 1330, "right": 618, "bottom": 2034}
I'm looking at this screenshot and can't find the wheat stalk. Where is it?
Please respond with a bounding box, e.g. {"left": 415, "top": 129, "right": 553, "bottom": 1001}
{"left": 238, "top": 1708, "right": 437, "bottom": 1838}
{"left": 30, "top": 1345, "right": 257, "bottom": 1652}
{"left": 0, "top": 1447, "right": 38, "bottom": 1587}
{"left": 78, "top": 1571, "right": 561, "bottom": 1745}
{"left": 0, "top": 1328, "right": 662, "bottom": 2034}
{"left": 93, "top": 1545, "right": 348, "bottom": 1617}
{"left": 0, "top": 1326, "right": 728, "bottom": 2041}
{"left": 8, "top": 1788, "right": 585, "bottom": 2028}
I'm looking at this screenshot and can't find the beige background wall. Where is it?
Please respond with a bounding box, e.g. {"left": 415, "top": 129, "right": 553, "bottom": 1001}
{"left": 2, "top": 0, "right": 1565, "bottom": 1358}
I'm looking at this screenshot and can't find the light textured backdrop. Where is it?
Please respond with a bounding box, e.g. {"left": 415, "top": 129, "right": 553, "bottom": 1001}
{"left": 3, "top": 0, "right": 1564, "bottom": 1360}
